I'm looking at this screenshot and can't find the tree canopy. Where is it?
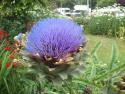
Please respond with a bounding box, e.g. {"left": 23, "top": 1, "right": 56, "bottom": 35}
{"left": 53, "top": 0, "right": 118, "bottom": 9}
{"left": 0, "top": 0, "right": 50, "bottom": 18}
{"left": 97, "top": 0, "right": 116, "bottom": 7}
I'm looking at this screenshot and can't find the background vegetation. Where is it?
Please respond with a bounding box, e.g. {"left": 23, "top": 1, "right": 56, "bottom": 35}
{"left": 74, "top": 16, "right": 125, "bottom": 38}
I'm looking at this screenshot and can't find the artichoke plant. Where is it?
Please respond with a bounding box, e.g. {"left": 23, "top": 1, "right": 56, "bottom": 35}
{"left": 24, "top": 18, "right": 86, "bottom": 82}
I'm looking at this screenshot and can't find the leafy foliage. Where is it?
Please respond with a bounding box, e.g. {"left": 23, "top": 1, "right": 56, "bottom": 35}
{"left": 0, "top": 40, "right": 45, "bottom": 94}
{"left": 83, "top": 16, "right": 125, "bottom": 38}
{"left": 0, "top": 0, "right": 56, "bottom": 42}
{"left": 97, "top": 0, "right": 116, "bottom": 7}
{"left": 0, "top": 0, "right": 49, "bottom": 17}
{"left": 0, "top": 17, "right": 25, "bottom": 41}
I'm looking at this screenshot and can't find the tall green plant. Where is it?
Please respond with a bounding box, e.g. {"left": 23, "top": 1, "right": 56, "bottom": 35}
{"left": 72, "top": 42, "right": 125, "bottom": 94}
{"left": 87, "top": 16, "right": 124, "bottom": 38}
{"left": 0, "top": 41, "right": 44, "bottom": 94}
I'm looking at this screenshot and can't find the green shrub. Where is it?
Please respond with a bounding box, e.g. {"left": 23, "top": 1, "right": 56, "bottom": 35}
{"left": 87, "top": 16, "right": 120, "bottom": 36}
{"left": 73, "top": 16, "right": 90, "bottom": 29}
{"left": 75, "top": 16, "right": 125, "bottom": 38}
{"left": 0, "top": 17, "right": 25, "bottom": 42}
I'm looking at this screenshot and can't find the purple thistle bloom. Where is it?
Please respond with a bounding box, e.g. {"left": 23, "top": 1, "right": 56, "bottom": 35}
{"left": 26, "top": 18, "right": 86, "bottom": 63}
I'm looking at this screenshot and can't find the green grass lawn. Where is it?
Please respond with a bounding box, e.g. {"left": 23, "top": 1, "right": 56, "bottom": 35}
{"left": 85, "top": 34, "right": 125, "bottom": 63}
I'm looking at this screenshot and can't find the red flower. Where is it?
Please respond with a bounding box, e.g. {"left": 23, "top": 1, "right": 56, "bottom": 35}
{"left": 14, "top": 61, "right": 21, "bottom": 67}
{"left": 9, "top": 55, "right": 15, "bottom": 60}
{"left": 6, "top": 63, "right": 12, "bottom": 68}
{"left": 13, "top": 63, "right": 17, "bottom": 67}
{"left": 6, "top": 62, "right": 17, "bottom": 68}
{"left": 4, "top": 46, "right": 11, "bottom": 51}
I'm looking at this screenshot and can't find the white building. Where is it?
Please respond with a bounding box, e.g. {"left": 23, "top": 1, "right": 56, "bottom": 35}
{"left": 55, "top": 8, "right": 71, "bottom": 16}
{"left": 74, "top": 5, "right": 91, "bottom": 15}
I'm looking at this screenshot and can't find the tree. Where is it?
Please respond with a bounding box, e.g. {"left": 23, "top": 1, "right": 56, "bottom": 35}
{"left": 54, "top": 0, "right": 76, "bottom": 9}
{"left": 89, "top": 0, "right": 97, "bottom": 9}
{"left": 117, "top": 0, "right": 125, "bottom": 6}
{"left": 0, "top": 0, "right": 52, "bottom": 41}
{"left": 97, "top": 0, "right": 116, "bottom": 7}
{"left": 0, "top": 0, "right": 51, "bottom": 32}
{"left": 0, "top": 0, "right": 50, "bottom": 18}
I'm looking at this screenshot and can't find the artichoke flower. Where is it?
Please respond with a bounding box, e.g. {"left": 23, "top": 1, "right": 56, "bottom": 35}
{"left": 25, "top": 18, "right": 86, "bottom": 81}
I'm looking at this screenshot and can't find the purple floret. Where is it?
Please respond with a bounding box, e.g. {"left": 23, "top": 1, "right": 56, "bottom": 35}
{"left": 26, "top": 18, "right": 86, "bottom": 60}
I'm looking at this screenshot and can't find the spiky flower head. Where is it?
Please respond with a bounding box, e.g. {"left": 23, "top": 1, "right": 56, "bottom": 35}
{"left": 26, "top": 18, "right": 86, "bottom": 67}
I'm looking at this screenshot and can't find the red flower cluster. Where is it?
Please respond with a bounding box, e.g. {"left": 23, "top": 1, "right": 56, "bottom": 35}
{"left": 4, "top": 41, "right": 17, "bottom": 52}
{"left": 6, "top": 62, "right": 17, "bottom": 68}
{"left": 9, "top": 55, "right": 15, "bottom": 60}
{"left": 0, "top": 60, "right": 17, "bottom": 68}
{"left": 1, "top": 43, "right": 19, "bottom": 68}
{"left": 4, "top": 46, "right": 11, "bottom": 51}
